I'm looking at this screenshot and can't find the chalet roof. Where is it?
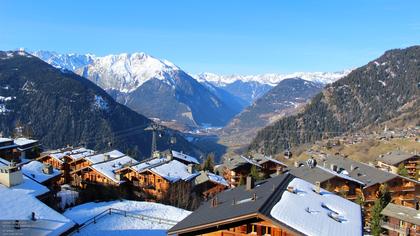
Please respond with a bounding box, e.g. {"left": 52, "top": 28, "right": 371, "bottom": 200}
{"left": 0, "top": 159, "right": 49, "bottom": 197}
{"left": 130, "top": 157, "right": 167, "bottom": 173}
{"left": 224, "top": 155, "right": 261, "bottom": 170}
{"left": 0, "top": 137, "right": 12, "bottom": 143}
{"left": 377, "top": 150, "right": 419, "bottom": 166}
{"left": 288, "top": 164, "right": 336, "bottom": 184}
{"left": 84, "top": 149, "right": 125, "bottom": 164}
{"left": 169, "top": 174, "right": 362, "bottom": 236}
{"left": 194, "top": 171, "right": 229, "bottom": 187}
{"left": 169, "top": 174, "right": 294, "bottom": 235}
{"left": 48, "top": 147, "right": 95, "bottom": 163}
{"left": 171, "top": 150, "right": 200, "bottom": 164}
{"left": 149, "top": 160, "right": 199, "bottom": 183}
{"left": 21, "top": 160, "right": 61, "bottom": 183}
{"left": 381, "top": 203, "right": 420, "bottom": 226}
{"left": 0, "top": 184, "right": 74, "bottom": 235}
{"left": 253, "top": 154, "right": 288, "bottom": 167}
{"left": 90, "top": 155, "right": 139, "bottom": 184}
{"left": 14, "top": 138, "right": 39, "bottom": 151}
{"left": 318, "top": 155, "right": 399, "bottom": 188}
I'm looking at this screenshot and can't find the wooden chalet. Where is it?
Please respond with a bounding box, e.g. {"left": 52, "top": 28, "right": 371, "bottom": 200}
{"left": 168, "top": 174, "right": 362, "bottom": 236}
{"left": 381, "top": 203, "right": 420, "bottom": 236}
{"left": 37, "top": 147, "right": 95, "bottom": 184}
{"left": 253, "top": 154, "right": 288, "bottom": 177}
{"left": 70, "top": 155, "right": 138, "bottom": 188}
{"left": 223, "top": 155, "right": 261, "bottom": 188}
{"left": 193, "top": 170, "right": 228, "bottom": 199}
{"left": 377, "top": 150, "right": 420, "bottom": 180}
{"left": 0, "top": 137, "right": 19, "bottom": 161}
{"left": 14, "top": 138, "right": 41, "bottom": 159}
{"left": 21, "top": 160, "right": 62, "bottom": 188}
{"left": 290, "top": 155, "right": 420, "bottom": 225}
{"left": 122, "top": 157, "right": 199, "bottom": 200}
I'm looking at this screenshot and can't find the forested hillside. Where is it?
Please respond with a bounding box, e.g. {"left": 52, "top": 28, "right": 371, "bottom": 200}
{"left": 0, "top": 51, "right": 199, "bottom": 159}
{"left": 249, "top": 46, "right": 420, "bottom": 154}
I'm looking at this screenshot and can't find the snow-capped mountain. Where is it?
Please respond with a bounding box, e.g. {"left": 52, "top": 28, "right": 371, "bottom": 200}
{"left": 31, "top": 51, "right": 95, "bottom": 71}
{"left": 76, "top": 52, "right": 181, "bottom": 93}
{"left": 195, "top": 70, "right": 351, "bottom": 87}
{"left": 31, "top": 51, "right": 238, "bottom": 127}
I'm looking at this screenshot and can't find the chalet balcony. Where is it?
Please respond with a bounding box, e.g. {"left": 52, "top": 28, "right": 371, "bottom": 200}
{"left": 381, "top": 221, "right": 409, "bottom": 235}
{"left": 389, "top": 185, "right": 416, "bottom": 193}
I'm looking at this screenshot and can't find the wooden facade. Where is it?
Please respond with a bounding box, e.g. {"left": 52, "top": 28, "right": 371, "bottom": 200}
{"left": 202, "top": 219, "right": 297, "bottom": 236}
{"left": 71, "top": 167, "right": 121, "bottom": 187}
{"left": 37, "top": 155, "right": 71, "bottom": 184}
{"left": 320, "top": 175, "right": 419, "bottom": 223}
{"left": 223, "top": 164, "right": 253, "bottom": 188}
{"left": 378, "top": 156, "right": 420, "bottom": 181}
{"left": 195, "top": 181, "right": 227, "bottom": 199}
{"left": 124, "top": 169, "right": 170, "bottom": 200}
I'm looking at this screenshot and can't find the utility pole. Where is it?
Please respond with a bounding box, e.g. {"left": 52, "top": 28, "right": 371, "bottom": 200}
{"left": 145, "top": 123, "right": 164, "bottom": 157}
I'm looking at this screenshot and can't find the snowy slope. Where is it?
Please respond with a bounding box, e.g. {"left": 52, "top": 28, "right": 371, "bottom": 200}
{"left": 64, "top": 200, "right": 191, "bottom": 236}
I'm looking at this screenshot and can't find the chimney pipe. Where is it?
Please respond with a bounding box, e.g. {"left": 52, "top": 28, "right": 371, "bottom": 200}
{"left": 246, "top": 176, "right": 255, "bottom": 191}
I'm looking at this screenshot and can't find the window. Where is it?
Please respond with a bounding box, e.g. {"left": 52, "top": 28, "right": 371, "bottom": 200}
{"left": 262, "top": 226, "right": 271, "bottom": 235}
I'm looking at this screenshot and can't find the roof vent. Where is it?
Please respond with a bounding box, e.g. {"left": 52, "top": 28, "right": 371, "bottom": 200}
{"left": 104, "top": 154, "right": 111, "bottom": 161}
{"left": 246, "top": 176, "right": 255, "bottom": 191}
{"left": 287, "top": 186, "right": 296, "bottom": 194}
{"left": 314, "top": 181, "right": 321, "bottom": 194}
{"left": 330, "top": 164, "right": 337, "bottom": 172}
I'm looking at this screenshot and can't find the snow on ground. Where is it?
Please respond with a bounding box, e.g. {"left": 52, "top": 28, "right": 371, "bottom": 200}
{"left": 270, "top": 178, "right": 362, "bottom": 236}
{"left": 22, "top": 160, "right": 61, "bottom": 183}
{"left": 57, "top": 185, "right": 79, "bottom": 210}
{"left": 93, "top": 95, "right": 109, "bottom": 110}
{"left": 64, "top": 200, "right": 191, "bottom": 236}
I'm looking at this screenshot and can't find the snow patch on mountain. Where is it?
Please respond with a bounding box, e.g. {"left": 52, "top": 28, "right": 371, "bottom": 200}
{"left": 31, "top": 50, "right": 95, "bottom": 71}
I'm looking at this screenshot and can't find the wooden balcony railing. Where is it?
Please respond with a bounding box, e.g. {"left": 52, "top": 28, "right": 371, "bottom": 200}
{"left": 381, "top": 220, "right": 409, "bottom": 235}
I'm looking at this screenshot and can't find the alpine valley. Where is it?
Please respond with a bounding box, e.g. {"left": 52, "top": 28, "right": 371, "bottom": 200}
{"left": 32, "top": 50, "right": 349, "bottom": 130}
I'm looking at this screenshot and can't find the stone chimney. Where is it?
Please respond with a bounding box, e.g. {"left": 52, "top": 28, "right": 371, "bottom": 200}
{"left": 315, "top": 181, "right": 321, "bottom": 194}
{"left": 246, "top": 176, "right": 255, "bottom": 191}
{"left": 211, "top": 197, "right": 218, "bottom": 208}
{"left": 104, "top": 154, "right": 111, "bottom": 161}
{"left": 330, "top": 164, "right": 337, "bottom": 172}
{"left": 294, "top": 161, "right": 300, "bottom": 168}
{"left": 187, "top": 164, "right": 194, "bottom": 174}
{"left": 166, "top": 153, "right": 173, "bottom": 161}
{"left": 0, "top": 164, "right": 23, "bottom": 187}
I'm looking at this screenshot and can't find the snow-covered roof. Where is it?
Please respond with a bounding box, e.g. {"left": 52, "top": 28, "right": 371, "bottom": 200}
{"left": 14, "top": 137, "right": 38, "bottom": 147}
{"left": 150, "top": 160, "right": 199, "bottom": 183}
{"left": 85, "top": 150, "right": 125, "bottom": 164}
{"left": 21, "top": 161, "right": 61, "bottom": 183}
{"left": 49, "top": 147, "right": 95, "bottom": 163}
{"left": 131, "top": 157, "right": 167, "bottom": 173}
{"left": 64, "top": 200, "right": 190, "bottom": 236}
{"left": 206, "top": 172, "right": 229, "bottom": 186}
{"left": 0, "top": 184, "right": 74, "bottom": 235}
{"left": 0, "top": 137, "right": 13, "bottom": 143}
{"left": 270, "top": 178, "right": 362, "bottom": 236}
{"left": 0, "top": 161, "right": 49, "bottom": 197}
{"left": 90, "top": 156, "right": 139, "bottom": 184}
{"left": 171, "top": 150, "right": 199, "bottom": 164}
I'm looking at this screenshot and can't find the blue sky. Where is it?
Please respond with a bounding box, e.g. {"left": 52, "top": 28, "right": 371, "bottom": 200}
{"left": 1, "top": 0, "right": 419, "bottom": 74}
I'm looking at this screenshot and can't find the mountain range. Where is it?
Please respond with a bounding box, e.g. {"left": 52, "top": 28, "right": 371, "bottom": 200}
{"left": 0, "top": 50, "right": 199, "bottom": 159}
{"left": 249, "top": 46, "right": 420, "bottom": 155}
{"left": 32, "top": 50, "right": 349, "bottom": 128}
